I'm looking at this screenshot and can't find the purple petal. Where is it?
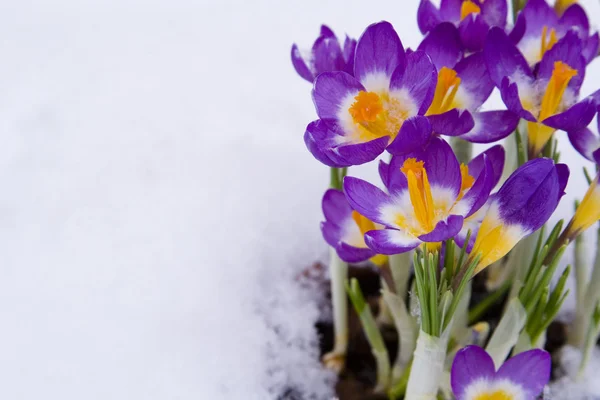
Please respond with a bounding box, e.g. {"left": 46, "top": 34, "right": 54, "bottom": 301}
{"left": 336, "top": 241, "right": 375, "bottom": 263}
{"left": 439, "top": 0, "right": 462, "bottom": 22}
{"left": 499, "top": 77, "right": 537, "bottom": 122}
{"left": 334, "top": 137, "right": 390, "bottom": 166}
{"left": 304, "top": 120, "right": 345, "bottom": 167}
{"left": 417, "top": 22, "right": 462, "bottom": 70}
{"left": 538, "top": 31, "right": 585, "bottom": 93}
{"left": 320, "top": 25, "right": 336, "bottom": 38}
{"left": 568, "top": 127, "right": 600, "bottom": 161}
{"left": 321, "top": 221, "right": 343, "bottom": 248}
{"left": 384, "top": 156, "right": 410, "bottom": 195}
{"left": 364, "top": 229, "right": 421, "bottom": 255}
{"left": 387, "top": 115, "right": 433, "bottom": 155}
{"left": 458, "top": 14, "right": 490, "bottom": 52}
{"left": 343, "top": 176, "right": 391, "bottom": 226}
{"left": 354, "top": 21, "right": 406, "bottom": 85}
{"left": 419, "top": 136, "right": 462, "bottom": 197}
{"left": 484, "top": 27, "right": 532, "bottom": 88}
{"left": 312, "top": 34, "right": 346, "bottom": 76}
{"left": 322, "top": 189, "right": 352, "bottom": 225}
{"left": 343, "top": 36, "right": 357, "bottom": 75}
{"left": 378, "top": 160, "right": 391, "bottom": 190}
{"left": 428, "top": 109, "right": 475, "bottom": 136}
{"left": 312, "top": 71, "right": 364, "bottom": 120}
{"left": 520, "top": 0, "right": 559, "bottom": 39}
{"left": 496, "top": 349, "right": 551, "bottom": 398}
{"left": 558, "top": 5, "right": 589, "bottom": 37}
{"left": 462, "top": 110, "right": 520, "bottom": 143}
{"left": 468, "top": 145, "right": 505, "bottom": 188}
{"left": 542, "top": 98, "right": 596, "bottom": 132}
{"left": 454, "top": 156, "right": 494, "bottom": 218}
{"left": 583, "top": 33, "right": 599, "bottom": 65}
{"left": 451, "top": 346, "right": 496, "bottom": 400}
{"left": 495, "top": 159, "right": 563, "bottom": 231}
{"left": 291, "top": 44, "right": 315, "bottom": 82}
{"left": 480, "top": 0, "right": 507, "bottom": 28}
{"left": 389, "top": 50, "right": 437, "bottom": 115}
{"left": 454, "top": 52, "right": 494, "bottom": 109}
{"left": 509, "top": 12, "right": 526, "bottom": 43}
{"left": 417, "top": 0, "right": 442, "bottom": 34}
{"left": 418, "top": 215, "right": 464, "bottom": 242}
{"left": 556, "top": 163, "right": 569, "bottom": 197}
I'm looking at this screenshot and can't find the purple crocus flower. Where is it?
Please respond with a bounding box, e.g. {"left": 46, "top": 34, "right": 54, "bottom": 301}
{"left": 485, "top": 27, "right": 596, "bottom": 158}
{"left": 512, "top": 0, "right": 599, "bottom": 67}
{"left": 320, "top": 188, "right": 387, "bottom": 265}
{"left": 417, "top": 22, "right": 519, "bottom": 142}
{"left": 304, "top": 21, "right": 437, "bottom": 167}
{"left": 417, "top": 0, "right": 508, "bottom": 52}
{"left": 567, "top": 106, "right": 600, "bottom": 163}
{"left": 343, "top": 126, "right": 494, "bottom": 255}
{"left": 469, "top": 158, "right": 568, "bottom": 273}
{"left": 291, "top": 25, "right": 356, "bottom": 83}
{"left": 451, "top": 345, "right": 550, "bottom": 400}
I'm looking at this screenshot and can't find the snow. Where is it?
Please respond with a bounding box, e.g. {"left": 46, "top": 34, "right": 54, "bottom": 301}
{"left": 0, "top": 0, "right": 600, "bottom": 399}
{"left": 548, "top": 345, "right": 600, "bottom": 400}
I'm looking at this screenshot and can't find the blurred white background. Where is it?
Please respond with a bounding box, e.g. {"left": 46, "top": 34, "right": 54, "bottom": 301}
{"left": 0, "top": 0, "right": 598, "bottom": 398}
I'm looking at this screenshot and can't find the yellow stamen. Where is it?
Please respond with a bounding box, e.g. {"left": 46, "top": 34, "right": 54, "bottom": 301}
{"left": 528, "top": 61, "right": 578, "bottom": 157}
{"left": 401, "top": 158, "right": 435, "bottom": 232}
{"left": 349, "top": 91, "right": 383, "bottom": 123}
{"left": 427, "top": 67, "right": 462, "bottom": 115}
{"left": 424, "top": 241, "right": 441, "bottom": 253}
{"left": 351, "top": 211, "right": 389, "bottom": 266}
{"left": 458, "top": 163, "right": 475, "bottom": 200}
{"left": 539, "top": 26, "right": 559, "bottom": 61}
{"left": 460, "top": 0, "right": 481, "bottom": 20}
{"left": 555, "top": 0, "right": 577, "bottom": 15}
{"left": 567, "top": 177, "right": 600, "bottom": 237}
{"left": 474, "top": 390, "right": 514, "bottom": 400}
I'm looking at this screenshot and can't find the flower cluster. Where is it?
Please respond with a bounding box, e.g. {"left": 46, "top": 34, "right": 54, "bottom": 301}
{"left": 292, "top": 0, "right": 600, "bottom": 398}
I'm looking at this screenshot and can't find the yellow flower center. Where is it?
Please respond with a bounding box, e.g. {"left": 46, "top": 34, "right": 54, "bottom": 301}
{"left": 527, "top": 61, "right": 578, "bottom": 157}
{"left": 555, "top": 0, "right": 577, "bottom": 15}
{"left": 348, "top": 90, "right": 410, "bottom": 142}
{"left": 461, "top": 0, "right": 481, "bottom": 20}
{"left": 400, "top": 159, "right": 436, "bottom": 233}
{"left": 351, "top": 210, "right": 388, "bottom": 266}
{"left": 458, "top": 163, "right": 475, "bottom": 200}
{"left": 427, "top": 67, "right": 462, "bottom": 115}
{"left": 474, "top": 390, "right": 514, "bottom": 400}
{"left": 539, "top": 26, "right": 558, "bottom": 61}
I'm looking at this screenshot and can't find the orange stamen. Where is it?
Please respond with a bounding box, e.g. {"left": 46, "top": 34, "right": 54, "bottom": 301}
{"left": 539, "top": 26, "right": 558, "bottom": 60}
{"left": 457, "top": 164, "right": 475, "bottom": 200}
{"left": 427, "top": 67, "right": 462, "bottom": 115}
{"left": 349, "top": 91, "right": 383, "bottom": 123}
{"left": 401, "top": 158, "right": 435, "bottom": 232}
{"left": 460, "top": 0, "right": 481, "bottom": 20}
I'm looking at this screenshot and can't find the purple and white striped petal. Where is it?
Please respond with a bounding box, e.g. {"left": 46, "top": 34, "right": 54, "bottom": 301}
{"left": 417, "top": 22, "right": 462, "bottom": 70}
{"left": 499, "top": 77, "right": 537, "bottom": 122}
{"left": 485, "top": 27, "right": 533, "bottom": 88}
{"left": 322, "top": 188, "right": 352, "bottom": 224}
{"left": 543, "top": 98, "right": 596, "bottom": 132}
{"left": 568, "top": 127, "right": 600, "bottom": 161}
{"left": 451, "top": 346, "right": 496, "bottom": 400}
{"left": 354, "top": 21, "right": 406, "bottom": 91}
{"left": 364, "top": 229, "right": 421, "bottom": 255}
{"left": 417, "top": 0, "right": 442, "bottom": 34}
{"left": 583, "top": 33, "right": 599, "bottom": 64}
{"left": 343, "top": 36, "right": 357, "bottom": 75}
{"left": 389, "top": 51, "right": 437, "bottom": 115}
{"left": 418, "top": 136, "right": 462, "bottom": 200}
{"left": 495, "top": 349, "right": 551, "bottom": 399}
{"left": 454, "top": 52, "right": 494, "bottom": 110}
{"left": 428, "top": 109, "right": 475, "bottom": 136}
{"left": 381, "top": 156, "right": 410, "bottom": 195}
{"left": 462, "top": 110, "right": 520, "bottom": 143}
{"left": 336, "top": 241, "right": 376, "bottom": 263}
{"left": 557, "top": 4, "right": 589, "bottom": 38}
{"left": 387, "top": 115, "right": 433, "bottom": 155}
{"left": 343, "top": 176, "right": 394, "bottom": 227}
{"left": 418, "top": 215, "right": 464, "bottom": 242}
{"left": 312, "top": 34, "right": 346, "bottom": 78}
{"left": 312, "top": 72, "right": 365, "bottom": 121}
{"left": 480, "top": 0, "right": 507, "bottom": 28}
{"left": 439, "top": 0, "right": 462, "bottom": 22}
{"left": 291, "top": 44, "right": 315, "bottom": 82}
{"left": 519, "top": 0, "right": 559, "bottom": 40}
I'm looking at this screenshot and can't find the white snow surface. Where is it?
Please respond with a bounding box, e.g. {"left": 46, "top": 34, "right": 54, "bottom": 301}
{"left": 0, "top": 0, "right": 600, "bottom": 399}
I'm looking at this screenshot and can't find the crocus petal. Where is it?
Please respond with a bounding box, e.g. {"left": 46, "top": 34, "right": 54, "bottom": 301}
{"left": 389, "top": 51, "right": 437, "bottom": 115}
{"left": 384, "top": 156, "right": 410, "bottom": 195}
{"left": 480, "top": 0, "right": 507, "bottom": 28}
{"left": 312, "top": 72, "right": 365, "bottom": 120}
{"left": 418, "top": 215, "right": 464, "bottom": 242}
{"left": 454, "top": 156, "right": 494, "bottom": 218}
{"left": 557, "top": 163, "right": 569, "bottom": 196}
{"left": 458, "top": 14, "right": 490, "bottom": 52}
{"left": 320, "top": 25, "right": 336, "bottom": 38}
{"left": 558, "top": 4, "right": 589, "bottom": 37}
{"left": 336, "top": 241, "right": 376, "bottom": 263}
{"left": 343, "top": 36, "right": 357, "bottom": 75}
{"left": 291, "top": 44, "right": 315, "bottom": 82}
{"left": 418, "top": 136, "right": 462, "bottom": 198}
{"left": 343, "top": 176, "right": 392, "bottom": 226}
{"left": 468, "top": 145, "right": 505, "bottom": 188}
{"left": 417, "top": 22, "right": 462, "bottom": 70}
{"left": 354, "top": 21, "right": 406, "bottom": 89}
{"left": 304, "top": 120, "right": 346, "bottom": 167}
{"left": 520, "top": 0, "right": 559, "bottom": 39}
{"left": 568, "top": 127, "right": 600, "bottom": 161}
{"left": 451, "top": 346, "right": 496, "bottom": 400}
{"left": 496, "top": 349, "right": 551, "bottom": 398}
{"left": 417, "top": 0, "right": 442, "bottom": 34}
{"left": 462, "top": 110, "right": 520, "bottom": 143}
{"left": 484, "top": 27, "right": 532, "bottom": 88}
{"left": 312, "top": 34, "right": 346, "bottom": 76}
{"left": 322, "top": 189, "right": 352, "bottom": 224}
{"left": 537, "top": 31, "right": 584, "bottom": 93}
{"left": 499, "top": 77, "right": 537, "bottom": 122}
{"left": 321, "top": 221, "right": 343, "bottom": 248}
{"left": 387, "top": 115, "right": 433, "bottom": 155}
{"left": 454, "top": 52, "right": 494, "bottom": 109}
{"left": 583, "top": 33, "right": 599, "bottom": 65}
{"left": 542, "top": 98, "right": 596, "bottom": 132}
{"left": 364, "top": 229, "right": 421, "bottom": 255}
{"left": 334, "top": 137, "right": 390, "bottom": 166}
{"left": 428, "top": 109, "right": 475, "bottom": 136}
{"left": 379, "top": 160, "right": 391, "bottom": 190}
{"left": 439, "top": 0, "right": 461, "bottom": 22}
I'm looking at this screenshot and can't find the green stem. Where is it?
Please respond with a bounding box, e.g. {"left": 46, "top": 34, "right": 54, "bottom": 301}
{"left": 450, "top": 137, "right": 472, "bottom": 164}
